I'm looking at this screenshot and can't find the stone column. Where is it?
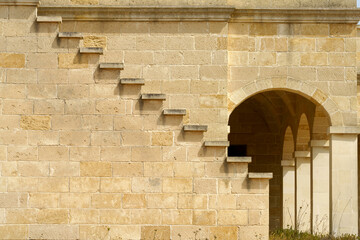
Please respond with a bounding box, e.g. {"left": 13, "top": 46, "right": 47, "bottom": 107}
{"left": 282, "top": 160, "right": 296, "bottom": 230}
{"left": 295, "top": 151, "right": 311, "bottom": 232}
{"left": 329, "top": 127, "right": 359, "bottom": 235}
{"left": 311, "top": 140, "right": 330, "bottom": 234}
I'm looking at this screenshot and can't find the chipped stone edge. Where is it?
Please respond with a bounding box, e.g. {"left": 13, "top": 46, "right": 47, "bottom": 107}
{"left": 204, "top": 141, "right": 230, "bottom": 147}
{"left": 227, "top": 156, "right": 252, "bottom": 163}
{"left": 248, "top": 172, "right": 273, "bottom": 179}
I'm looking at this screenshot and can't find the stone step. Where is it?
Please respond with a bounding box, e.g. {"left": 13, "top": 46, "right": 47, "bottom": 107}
{"left": 120, "top": 78, "right": 145, "bottom": 85}
{"left": 227, "top": 156, "right": 252, "bottom": 163}
{"left": 37, "top": 16, "right": 62, "bottom": 23}
{"left": 183, "top": 125, "right": 208, "bottom": 132}
{"left": 163, "top": 109, "right": 186, "bottom": 116}
{"left": 248, "top": 172, "right": 273, "bottom": 179}
{"left": 58, "top": 32, "right": 83, "bottom": 38}
{"left": 80, "top": 47, "right": 103, "bottom": 54}
{"left": 141, "top": 94, "right": 166, "bottom": 100}
{"left": 204, "top": 141, "right": 229, "bottom": 147}
{"left": 100, "top": 63, "right": 124, "bottom": 70}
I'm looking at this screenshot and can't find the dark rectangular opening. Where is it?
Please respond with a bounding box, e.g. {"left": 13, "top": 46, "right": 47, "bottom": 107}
{"left": 227, "top": 144, "right": 247, "bottom": 157}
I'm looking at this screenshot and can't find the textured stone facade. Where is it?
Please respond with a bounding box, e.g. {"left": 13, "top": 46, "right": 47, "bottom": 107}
{"left": 0, "top": 0, "right": 359, "bottom": 239}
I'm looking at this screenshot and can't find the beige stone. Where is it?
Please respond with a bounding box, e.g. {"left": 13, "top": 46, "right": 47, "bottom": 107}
{"left": 20, "top": 115, "right": 51, "bottom": 130}
{"left": 131, "top": 209, "right": 162, "bottom": 224}
{"left": 193, "top": 210, "right": 216, "bottom": 225}
{"left": 146, "top": 193, "right": 177, "bottom": 209}
{"left": 70, "top": 177, "right": 100, "bottom": 193}
{"left": 100, "top": 177, "right": 131, "bottom": 192}
{"left": 92, "top": 193, "right": 122, "bottom": 208}
{"left": 100, "top": 209, "right": 131, "bottom": 224}
{"left": 91, "top": 131, "right": 121, "bottom": 146}
{"left": 59, "top": 53, "right": 89, "bottom": 69}
{"left": 80, "top": 161, "right": 111, "bottom": 177}
{"left": 132, "top": 177, "right": 162, "bottom": 193}
{"left": 163, "top": 178, "right": 192, "bottom": 193}
{"left": 83, "top": 35, "right": 106, "bottom": 48}
{"left": 0, "top": 53, "right": 25, "bottom": 68}
{"left": 209, "top": 227, "right": 238, "bottom": 240}
{"left": 123, "top": 194, "right": 146, "bottom": 208}
{"left": 141, "top": 226, "right": 170, "bottom": 240}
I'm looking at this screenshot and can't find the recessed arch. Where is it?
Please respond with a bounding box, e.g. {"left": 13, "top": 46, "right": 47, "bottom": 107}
{"left": 228, "top": 78, "right": 339, "bottom": 126}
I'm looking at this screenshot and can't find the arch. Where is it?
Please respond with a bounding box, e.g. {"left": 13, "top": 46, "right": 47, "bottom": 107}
{"left": 283, "top": 126, "right": 295, "bottom": 161}
{"left": 228, "top": 79, "right": 339, "bottom": 126}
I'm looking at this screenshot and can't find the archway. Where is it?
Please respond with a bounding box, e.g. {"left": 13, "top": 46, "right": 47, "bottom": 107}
{"left": 228, "top": 89, "right": 331, "bottom": 231}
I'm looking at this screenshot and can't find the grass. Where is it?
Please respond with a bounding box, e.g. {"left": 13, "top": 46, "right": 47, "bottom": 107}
{"left": 270, "top": 229, "right": 360, "bottom": 240}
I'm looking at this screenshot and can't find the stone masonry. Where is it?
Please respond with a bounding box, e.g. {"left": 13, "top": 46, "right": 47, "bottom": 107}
{"left": 0, "top": 0, "right": 360, "bottom": 239}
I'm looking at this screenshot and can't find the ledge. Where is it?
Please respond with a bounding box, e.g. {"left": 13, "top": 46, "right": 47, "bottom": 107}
{"left": 36, "top": 6, "right": 360, "bottom": 23}
{"left": 37, "top": 5, "right": 235, "bottom": 22}
{"left": 121, "top": 78, "right": 145, "bottom": 85}
{"left": 80, "top": 47, "right": 103, "bottom": 54}
{"left": 227, "top": 156, "right": 252, "bottom": 163}
{"left": 248, "top": 172, "right": 273, "bottom": 179}
{"left": 99, "top": 63, "right": 124, "bottom": 70}
{"left": 58, "top": 32, "right": 83, "bottom": 38}
{"left": 141, "top": 94, "right": 166, "bottom": 100}
{"left": 163, "top": 109, "right": 186, "bottom": 116}
{"left": 328, "top": 126, "right": 360, "bottom": 134}
{"left": 281, "top": 160, "right": 295, "bottom": 167}
{"left": 310, "top": 140, "right": 329, "bottom": 147}
{"left": 294, "top": 151, "right": 310, "bottom": 158}
{"left": 183, "top": 125, "right": 208, "bottom": 132}
{"left": 36, "top": 16, "right": 62, "bottom": 23}
{"left": 204, "top": 141, "right": 229, "bottom": 147}
{"left": 0, "top": 0, "right": 39, "bottom": 6}
{"left": 231, "top": 8, "right": 360, "bottom": 23}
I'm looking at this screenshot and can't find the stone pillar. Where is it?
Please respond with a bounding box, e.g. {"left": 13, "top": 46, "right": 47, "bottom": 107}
{"left": 311, "top": 140, "right": 330, "bottom": 234}
{"left": 282, "top": 160, "right": 296, "bottom": 230}
{"left": 329, "top": 127, "right": 359, "bottom": 235}
{"left": 295, "top": 151, "right": 311, "bottom": 232}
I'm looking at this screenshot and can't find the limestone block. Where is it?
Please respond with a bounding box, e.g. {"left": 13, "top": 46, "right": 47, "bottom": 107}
{"left": 300, "top": 53, "right": 327, "bottom": 66}
{"left": 124, "top": 50, "right": 154, "bottom": 64}
{"left": 194, "top": 179, "right": 217, "bottom": 194}
{"left": 52, "top": 115, "right": 82, "bottom": 130}
{"left": 80, "top": 162, "right": 111, "bottom": 177}
{"left": 147, "top": 193, "right": 177, "bottom": 208}
{"left": 132, "top": 147, "right": 162, "bottom": 162}
{"left": 101, "top": 147, "right": 131, "bottom": 162}
{"left": 59, "top": 53, "right": 89, "bottom": 69}
{"left": 122, "top": 194, "right": 146, "bottom": 208}
{"left": 95, "top": 99, "right": 126, "bottom": 114}
{"left": 229, "top": 36, "right": 255, "bottom": 51}
{"left": 0, "top": 193, "right": 27, "bottom": 208}
{"left": 29, "top": 225, "right": 79, "bottom": 240}
{"left": 218, "top": 210, "right": 248, "bottom": 225}
{"left": 100, "top": 209, "right": 131, "bottom": 224}
{"left": 79, "top": 225, "right": 110, "bottom": 240}
{"left": 0, "top": 53, "right": 25, "bottom": 68}
{"left": 50, "top": 162, "right": 80, "bottom": 177}
{"left": 0, "top": 130, "right": 27, "bottom": 145}
{"left": 91, "top": 131, "right": 121, "bottom": 146}
{"left": 250, "top": 23, "right": 277, "bottom": 36}
{"left": 174, "top": 162, "right": 205, "bottom": 177}
{"left": 70, "top": 0, "right": 99, "bottom": 4}
{"left": 162, "top": 209, "right": 192, "bottom": 225}
{"left": 6, "top": 209, "right": 37, "bottom": 223}
{"left": 18, "top": 161, "right": 49, "bottom": 177}
{"left": 3, "top": 99, "right": 33, "bottom": 114}
{"left": 171, "top": 226, "right": 209, "bottom": 240}
{"left": 151, "top": 131, "right": 173, "bottom": 146}
{"left": 178, "top": 194, "right": 207, "bottom": 209}
{"left": 83, "top": 36, "right": 106, "bottom": 48}
{"left": 60, "top": 193, "right": 91, "bottom": 208}
{"left": 170, "top": 66, "right": 198, "bottom": 80}
{"left": 163, "top": 178, "right": 192, "bottom": 193}
{"left": 20, "top": 115, "right": 51, "bottom": 130}
{"left": 8, "top": 146, "right": 38, "bottom": 161}
{"left": 58, "top": 85, "right": 89, "bottom": 99}
{"left": 82, "top": 115, "right": 113, "bottom": 131}
{"left": 137, "top": 36, "right": 164, "bottom": 50}
{"left": 144, "top": 162, "right": 173, "bottom": 177}
{"left": 289, "top": 38, "right": 315, "bottom": 52}
{"left": 1, "top": 162, "right": 18, "bottom": 176}
{"left": 183, "top": 51, "right": 212, "bottom": 65}
{"left": 80, "top": 47, "right": 103, "bottom": 54}
{"left": 131, "top": 209, "right": 162, "bottom": 224}
{"left": 132, "top": 177, "right": 162, "bottom": 193}
{"left": 70, "top": 209, "right": 99, "bottom": 224}
{"left": 34, "top": 100, "right": 65, "bottom": 114}
{"left": 122, "top": 131, "right": 151, "bottom": 146}
{"left": 166, "top": 37, "right": 195, "bottom": 50}
{"left": 0, "top": 225, "right": 27, "bottom": 239}
{"left": 300, "top": 24, "right": 329, "bottom": 36}
{"left": 317, "top": 38, "right": 344, "bottom": 52}
{"left": 239, "top": 226, "right": 269, "bottom": 240}
{"left": 0, "top": 84, "right": 26, "bottom": 99}
{"left": 37, "top": 178, "right": 69, "bottom": 192}
{"left": 100, "top": 177, "right": 131, "bottom": 192}
{"left": 209, "top": 227, "right": 238, "bottom": 240}
{"left": 7, "top": 178, "right": 37, "bottom": 192}
{"left": 37, "top": 209, "right": 69, "bottom": 224}
{"left": 330, "top": 24, "right": 356, "bottom": 37}
{"left": 193, "top": 210, "right": 216, "bottom": 225}
{"left": 91, "top": 193, "right": 122, "bottom": 208}
{"left": 70, "top": 177, "right": 100, "bottom": 193}
{"left": 38, "top": 69, "right": 68, "bottom": 84}
{"left": 141, "top": 226, "right": 170, "bottom": 240}
{"left": 60, "top": 130, "right": 90, "bottom": 146}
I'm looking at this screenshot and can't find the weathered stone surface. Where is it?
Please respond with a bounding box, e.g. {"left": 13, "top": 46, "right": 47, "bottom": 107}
{"left": 20, "top": 115, "right": 51, "bottom": 130}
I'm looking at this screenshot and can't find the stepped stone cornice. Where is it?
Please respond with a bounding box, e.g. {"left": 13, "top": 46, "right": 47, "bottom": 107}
{"left": 0, "top": 0, "right": 39, "bottom": 6}
{"left": 36, "top": 5, "right": 360, "bottom": 23}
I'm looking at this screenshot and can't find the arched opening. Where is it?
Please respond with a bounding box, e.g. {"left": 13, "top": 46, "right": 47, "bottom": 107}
{"left": 228, "top": 89, "right": 331, "bottom": 231}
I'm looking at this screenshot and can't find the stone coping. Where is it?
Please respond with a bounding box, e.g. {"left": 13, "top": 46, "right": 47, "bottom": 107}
{"left": 58, "top": 32, "right": 83, "bottom": 38}
{"left": 227, "top": 156, "right": 252, "bottom": 163}
{"left": 204, "top": 141, "right": 229, "bottom": 147}
{"left": 248, "top": 172, "right": 273, "bottom": 179}
{"left": 183, "top": 125, "right": 208, "bottom": 132}
{"left": 281, "top": 160, "right": 295, "bottom": 167}
{"left": 310, "top": 140, "right": 329, "bottom": 147}
{"left": 231, "top": 8, "right": 360, "bottom": 23}
{"left": 37, "top": 5, "right": 235, "bottom": 22}
{"left": 0, "top": 0, "right": 39, "bottom": 6}
{"left": 37, "top": 5, "right": 360, "bottom": 23}
{"left": 328, "top": 126, "right": 360, "bottom": 134}
{"left": 99, "top": 63, "right": 124, "bottom": 69}
{"left": 120, "top": 78, "right": 145, "bottom": 85}
{"left": 163, "top": 109, "right": 186, "bottom": 116}
{"left": 294, "top": 151, "right": 311, "bottom": 158}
